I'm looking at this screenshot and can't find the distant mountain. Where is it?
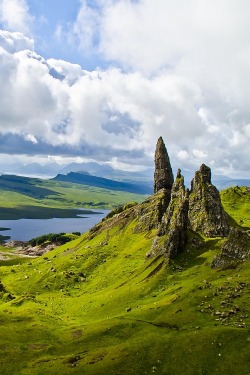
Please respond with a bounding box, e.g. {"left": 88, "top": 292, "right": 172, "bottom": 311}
{"left": 1, "top": 161, "right": 248, "bottom": 191}
{"left": 53, "top": 172, "right": 153, "bottom": 195}
{"left": 0, "top": 162, "right": 63, "bottom": 177}
{"left": 58, "top": 162, "right": 114, "bottom": 176}
{"left": 213, "top": 179, "right": 250, "bottom": 190}
{"left": 12, "top": 162, "right": 62, "bottom": 176}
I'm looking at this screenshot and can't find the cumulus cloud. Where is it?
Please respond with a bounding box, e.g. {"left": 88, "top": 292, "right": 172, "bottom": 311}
{"left": 58, "top": 0, "right": 250, "bottom": 177}
{"left": 0, "top": 0, "right": 250, "bottom": 178}
{"left": 0, "top": 29, "right": 34, "bottom": 52}
{"left": 0, "top": 0, "right": 33, "bottom": 35}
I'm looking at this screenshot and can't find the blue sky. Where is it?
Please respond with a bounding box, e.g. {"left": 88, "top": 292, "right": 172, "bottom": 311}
{"left": 28, "top": 0, "right": 96, "bottom": 67}
{"left": 0, "top": 0, "right": 249, "bottom": 177}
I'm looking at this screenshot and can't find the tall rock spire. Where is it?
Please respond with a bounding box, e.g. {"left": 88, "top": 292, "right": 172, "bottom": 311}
{"left": 154, "top": 137, "right": 174, "bottom": 193}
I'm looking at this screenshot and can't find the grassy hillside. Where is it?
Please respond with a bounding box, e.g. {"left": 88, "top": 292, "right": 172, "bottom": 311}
{"left": 220, "top": 186, "right": 250, "bottom": 228}
{"left": 0, "top": 175, "right": 145, "bottom": 219}
{"left": 0, "top": 189, "right": 249, "bottom": 374}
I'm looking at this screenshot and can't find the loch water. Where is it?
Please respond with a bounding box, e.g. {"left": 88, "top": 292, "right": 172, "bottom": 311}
{"left": 0, "top": 209, "right": 109, "bottom": 241}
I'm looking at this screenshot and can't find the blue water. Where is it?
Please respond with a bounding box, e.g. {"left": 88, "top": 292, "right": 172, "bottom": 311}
{"left": 0, "top": 209, "right": 109, "bottom": 241}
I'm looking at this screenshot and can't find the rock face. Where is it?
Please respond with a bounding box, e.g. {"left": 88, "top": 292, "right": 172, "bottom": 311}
{"left": 150, "top": 169, "right": 189, "bottom": 258}
{"left": 188, "top": 164, "right": 229, "bottom": 237}
{"left": 92, "top": 137, "right": 241, "bottom": 264}
{"left": 211, "top": 228, "right": 250, "bottom": 269}
{"left": 161, "top": 170, "right": 189, "bottom": 258}
{"left": 154, "top": 137, "right": 174, "bottom": 194}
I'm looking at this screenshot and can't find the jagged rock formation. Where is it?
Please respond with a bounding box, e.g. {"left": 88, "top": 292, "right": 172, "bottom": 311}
{"left": 149, "top": 169, "right": 189, "bottom": 258}
{"left": 159, "top": 169, "right": 189, "bottom": 258}
{"left": 211, "top": 228, "right": 250, "bottom": 269}
{"left": 188, "top": 164, "right": 229, "bottom": 237}
{"left": 89, "top": 189, "right": 169, "bottom": 240}
{"left": 149, "top": 142, "right": 232, "bottom": 259}
{"left": 92, "top": 137, "right": 238, "bottom": 263}
{"left": 154, "top": 137, "right": 174, "bottom": 194}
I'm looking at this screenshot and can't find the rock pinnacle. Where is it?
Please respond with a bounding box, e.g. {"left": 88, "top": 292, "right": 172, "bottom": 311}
{"left": 154, "top": 137, "right": 174, "bottom": 193}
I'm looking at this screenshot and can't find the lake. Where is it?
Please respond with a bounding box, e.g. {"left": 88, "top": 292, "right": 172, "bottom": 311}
{"left": 0, "top": 209, "right": 109, "bottom": 241}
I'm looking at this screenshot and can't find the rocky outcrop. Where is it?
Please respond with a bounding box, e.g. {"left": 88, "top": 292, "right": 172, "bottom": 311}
{"left": 149, "top": 170, "right": 189, "bottom": 258}
{"left": 211, "top": 229, "right": 250, "bottom": 269}
{"left": 89, "top": 188, "right": 170, "bottom": 240}
{"left": 188, "top": 164, "right": 229, "bottom": 237}
{"left": 154, "top": 137, "right": 174, "bottom": 194}
{"left": 162, "top": 170, "right": 189, "bottom": 258}
{"left": 159, "top": 169, "right": 189, "bottom": 258}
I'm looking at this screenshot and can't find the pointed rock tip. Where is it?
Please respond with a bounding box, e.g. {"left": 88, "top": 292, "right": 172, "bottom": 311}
{"left": 154, "top": 136, "right": 174, "bottom": 193}
{"left": 177, "top": 168, "right": 182, "bottom": 178}
{"left": 199, "top": 164, "right": 211, "bottom": 182}
{"left": 156, "top": 136, "right": 165, "bottom": 149}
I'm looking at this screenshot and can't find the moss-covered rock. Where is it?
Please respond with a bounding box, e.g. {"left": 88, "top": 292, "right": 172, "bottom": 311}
{"left": 149, "top": 170, "right": 189, "bottom": 258}
{"left": 211, "top": 228, "right": 250, "bottom": 269}
{"left": 189, "top": 164, "right": 229, "bottom": 237}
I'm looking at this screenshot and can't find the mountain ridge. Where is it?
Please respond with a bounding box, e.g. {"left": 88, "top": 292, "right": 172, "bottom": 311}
{"left": 53, "top": 171, "right": 152, "bottom": 195}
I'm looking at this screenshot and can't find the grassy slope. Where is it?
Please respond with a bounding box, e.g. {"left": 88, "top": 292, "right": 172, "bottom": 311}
{"left": 0, "top": 189, "right": 249, "bottom": 374}
{"left": 220, "top": 186, "right": 250, "bottom": 228}
{"left": 0, "top": 179, "right": 144, "bottom": 219}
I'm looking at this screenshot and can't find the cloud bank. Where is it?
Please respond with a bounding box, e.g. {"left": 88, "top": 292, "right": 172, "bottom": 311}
{"left": 0, "top": 0, "right": 249, "bottom": 177}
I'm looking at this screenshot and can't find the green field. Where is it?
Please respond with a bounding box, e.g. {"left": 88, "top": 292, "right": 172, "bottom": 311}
{"left": 0, "top": 177, "right": 145, "bottom": 219}
{"left": 0, "top": 187, "right": 249, "bottom": 374}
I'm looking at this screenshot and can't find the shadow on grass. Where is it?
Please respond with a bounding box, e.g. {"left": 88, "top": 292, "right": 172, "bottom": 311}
{"left": 227, "top": 213, "right": 250, "bottom": 231}
{"left": 172, "top": 231, "right": 223, "bottom": 269}
{"left": 0, "top": 175, "right": 62, "bottom": 200}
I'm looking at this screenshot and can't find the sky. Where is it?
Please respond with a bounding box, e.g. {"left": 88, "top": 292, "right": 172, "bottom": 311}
{"left": 0, "top": 0, "right": 249, "bottom": 177}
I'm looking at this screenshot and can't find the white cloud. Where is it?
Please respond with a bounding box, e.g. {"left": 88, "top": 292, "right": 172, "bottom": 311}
{"left": 24, "top": 133, "right": 38, "bottom": 144}
{"left": 0, "top": 30, "right": 34, "bottom": 52}
{"left": 243, "top": 124, "right": 250, "bottom": 138}
{"left": 0, "top": 0, "right": 33, "bottom": 35}
{"left": 177, "top": 150, "right": 189, "bottom": 161}
{"left": 70, "top": 0, "right": 101, "bottom": 52}
{"left": 47, "top": 58, "right": 85, "bottom": 85}
{"left": 0, "top": 24, "right": 249, "bottom": 176}
{"left": 193, "top": 149, "right": 207, "bottom": 160}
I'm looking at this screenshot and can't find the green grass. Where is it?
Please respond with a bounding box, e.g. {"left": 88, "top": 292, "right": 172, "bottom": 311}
{"left": 0, "top": 179, "right": 145, "bottom": 219}
{"left": 220, "top": 186, "right": 250, "bottom": 228}
{"left": 0, "top": 189, "right": 249, "bottom": 374}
